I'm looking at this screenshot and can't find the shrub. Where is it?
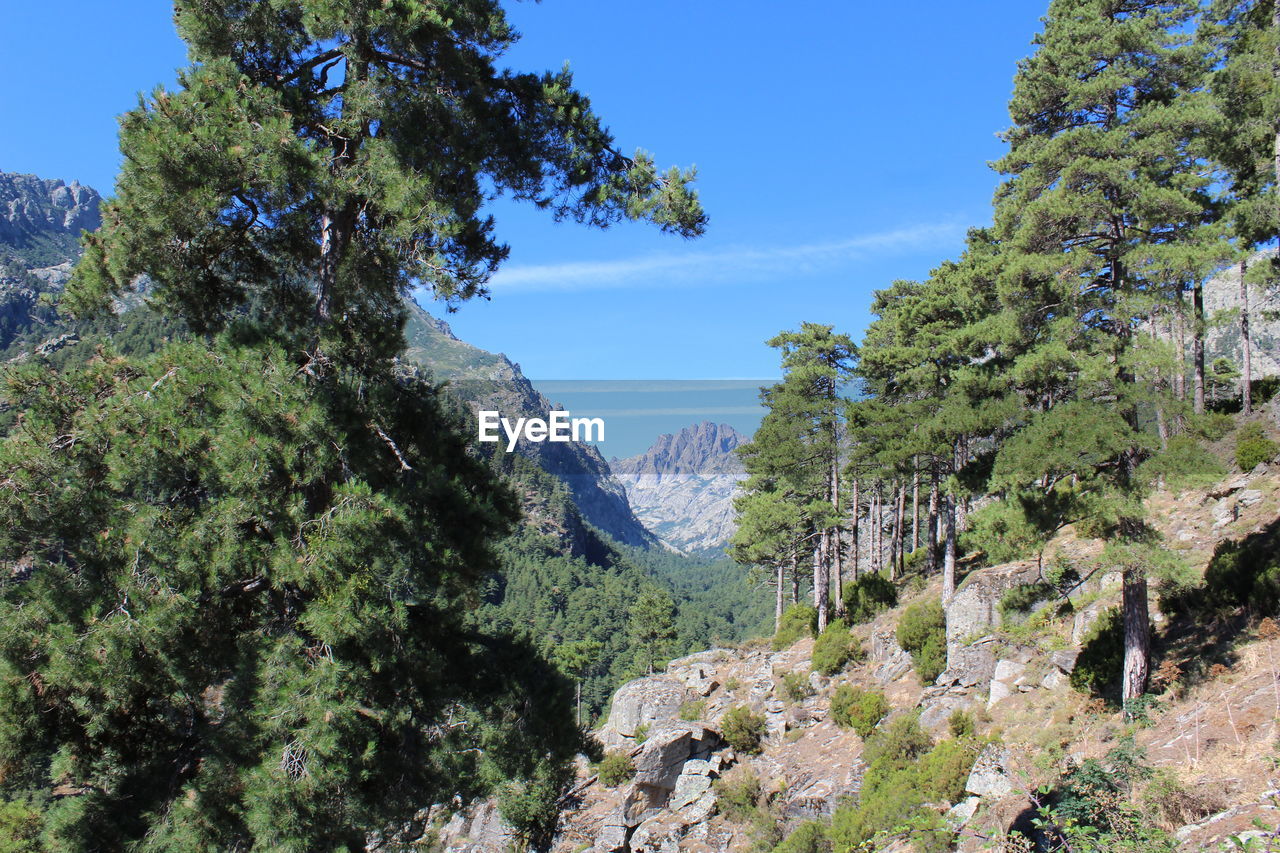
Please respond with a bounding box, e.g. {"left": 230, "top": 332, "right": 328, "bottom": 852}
{"left": 829, "top": 685, "right": 890, "bottom": 738}
{"left": 842, "top": 572, "right": 898, "bottom": 623}
{"left": 960, "top": 499, "right": 1045, "bottom": 565}
{"left": 1069, "top": 608, "right": 1124, "bottom": 702}
{"left": 1188, "top": 411, "right": 1235, "bottom": 442}
{"left": 723, "top": 676, "right": 741, "bottom": 692}
{"left": 772, "top": 820, "right": 831, "bottom": 853}
{"left": 773, "top": 604, "right": 819, "bottom": 650}
{"left": 811, "top": 620, "right": 863, "bottom": 676}
{"left": 947, "top": 709, "right": 975, "bottom": 739}
{"left": 1236, "top": 422, "right": 1279, "bottom": 471}
{"left": 596, "top": 751, "right": 635, "bottom": 787}
{"left": 633, "top": 722, "right": 649, "bottom": 744}
{"left": 779, "top": 671, "right": 815, "bottom": 703}
{"left": 829, "top": 716, "right": 962, "bottom": 853}
{"left": 678, "top": 699, "right": 707, "bottom": 721}
{"left": 1138, "top": 434, "right": 1227, "bottom": 490}
{"left": 713, "top": 767, "right": 762, "bottom": 822}
{"left": 721, "top": 705, "right": 768, "bottom": 754}
{"left": 998, "top": 582, "right": 1056, "bottom": 624}
{"left": 0, "top": 798, "right": 42, "bottom": 853}
{"left": 896, "top": 599, "right": 947, "bottom": 684}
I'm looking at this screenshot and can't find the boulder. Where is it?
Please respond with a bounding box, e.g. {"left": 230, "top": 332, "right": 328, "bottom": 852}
{"left": 632, "top": 722, "right": 721, "bottom": 792}
{"left": 598, "top": 677, "right": 691, "bottom": 747}
{"left": 965, "top": 744, "right": 1014, "bottom": 799}
{"left": 942, "top": 562, "right": 1041, "bottom": 688}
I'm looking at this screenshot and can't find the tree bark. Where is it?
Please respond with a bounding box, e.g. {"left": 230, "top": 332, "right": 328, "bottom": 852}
{"left": 911, "top": 461, "right": 920, "bottom": 554}
{"left": 790, "top": 548, "right": 799, "bottom": 605}
{"left": 832, "top": 456, "right": 844, "bottom": 615}
{"left": 942, "top": 491, "right": 957, "bottom": 603}
{"left": 1242, "top": 258, "right": 1253, "bottom": 415}
{"left": 1193, "top": 280, "right": 1206, "bottom": 415}
{"left": 775, "top": 563, "right": 785, "bottom": 634}
{"left": 1174, "top": 292, "right": 1187, "bottom": 402}
{"left": 814, "top": 530, "right": 829, "bottom": 633}
{"left": 851, "top": 477, "right": 860, "bottom": 581}
{"left": 926, "top": 469, "right": 939, "bottom": 573}
{"left": 1121, "top": 569, "right": 1151, "bottom": 708}
{"left": 891, "top": 483, "right": 905, "bottom": 579}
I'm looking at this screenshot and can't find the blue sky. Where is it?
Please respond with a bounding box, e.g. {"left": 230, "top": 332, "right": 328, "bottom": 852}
{"left": 0, "top": 0, "right": 1048, "bottom": 384}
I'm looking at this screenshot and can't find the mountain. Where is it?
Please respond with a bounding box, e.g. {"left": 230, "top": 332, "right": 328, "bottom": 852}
{"left": 0, "top": 172, "right": 101, "bottom": 266}
{"left": 1205, "top": 250, "right": 1280, "bottom": 381}
{"left": 611, "top": 421, "right": 747, "bottom": 553}
{"left": 401, "top": 300, "right": 656, "bottom": 548}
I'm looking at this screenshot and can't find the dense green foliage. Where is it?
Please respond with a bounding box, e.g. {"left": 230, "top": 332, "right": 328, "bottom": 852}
{"left": 772, "top": 821, "right": 831, "bottom": 853}
{"left": 773, "top": 603, "right": 819, "bottom": 650}
{"left": 0, "top": 341, "right": 583, "bottom": 849}
{"left": 595, "top": 752, "right": 635, "bottom": 788}
{"left": 779, "top": 671, "right": 815, "bottom": 703}
{"left": 841, "top": 572, "right": 898, "bottom": 624}
{"left": 720, "top": 706, "right": 768, "bottom": 755}
{"left": 896, "top": 600, "right": 947, "bottom": 684}
{"left": 999, "top": 582, "right": 1058, "bottom": 623}
{"left": 1138, "top": 434, "right": 1228, "bottom": 490}
{"left": 1235, "top": 421, "right": 1279, "bottom": 470}
{"left": 827, "top": 715, "right": 976, "bottom": 852}
{"left": 829, "top": 686, "right": 890, "bottom": 738}
{"left": 810, "top": 620, "right": 862, "bottom": 676}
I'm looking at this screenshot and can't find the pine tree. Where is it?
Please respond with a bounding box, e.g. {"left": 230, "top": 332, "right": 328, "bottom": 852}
{"left": 992, "top": 0, "right": 1214, "bottom": 705}
{"left": 69, "top": 0, "right": 706, "bottom": 368}
{"left": 1203, "top": 0, "right": 1280, "bottom": 413}
{"left": 628, "top": 588, "right": 677, "bottom": 675}
{"left": 0, "top": 2, "right": 708, "bottom": 847}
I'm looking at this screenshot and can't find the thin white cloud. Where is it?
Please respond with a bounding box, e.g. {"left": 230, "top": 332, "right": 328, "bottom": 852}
{"left": 490, "top": 222, "right": 965, "bottom": 292}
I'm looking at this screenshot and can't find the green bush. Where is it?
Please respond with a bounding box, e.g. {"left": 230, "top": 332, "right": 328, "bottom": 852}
{"left": 720, "top": 705, "right": 768, "bottom": 754}
{"left": 1236, "top": 422, "right": 1278, "bottom": 471}
{"left": 779, "top": 670, "right": 815, "bottom": 703}
{"left": 1069, "top": 608, "right": 1125, "bottom": 702}
{"left": 842, "top": 572, "right": 898, "bottom": 623}
{"left": 1188, "top": 411, "right": 1235, "bottom": 442}
{"left": 596, "top": 751, "right": 635, "bottom": 787}
{"left": 998, "top": 582, "right": 1056, "bottom": 624}
{"left": 0, "top": 798, "right": 43, "bottom": 853}
{"left": 713, "top": 767, "right": 762, "bottom": 822}
{"left": 811, "top": 620, "right": 863, "bottom": 676}
{"left": 678, "top": 699, "right": 707, "bottom": 721}
{"left": 772, "top": 820, "right": 831, "bottom": 853}
{"left": 773, "top": 603, "right": 819, "bottom": 650}
{"left": 829, "top": 685, "right": 890, "bottom": 738}
{"left": 960, "top": 499, "right": 1045, "bottom": 565}
{"left": 1138, "top": 434, "right": 1227, "bottom": 490}
{"left": 896, "top": 599, "right": 947, "bottom": 684}
{"left": 829, "top": 715, "right": 968, "bottom": 853}
{"left": 947, "top": 709, "right": 975, "bottom": 739}
{"left": 634, "top": 722, "right": 649, "bottom": 744}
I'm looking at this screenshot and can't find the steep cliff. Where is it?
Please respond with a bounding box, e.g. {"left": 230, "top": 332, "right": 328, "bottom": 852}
{"left": 611, "top": 421, "right": 747, "bottom": 553}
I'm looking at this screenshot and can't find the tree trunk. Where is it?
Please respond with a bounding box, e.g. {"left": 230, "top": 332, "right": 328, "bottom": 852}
{"left": 576, "top": 681, "right": 582, "bottom": 728}
{"left": 1174, "top": 292, "right": 1187, "bottom": 402}
{"left": 814, "top": 531, "right": 829, "bottom": 633}
{"left": 851, "top": 477, "right": 860, "bottom": 581}
{"left": 942, "top": 491, "right": 957, "bottom": 603}
{"left": 911, "top": 462, "right": 920, "bottom": 554}
{"left": 890, "top": 483, "right": 905, "bottom": 579}
{"left": 791, "top": 548, "right": 799, "bottom": 605}
{"left": 870, "top": 489, "right": 880, "bottom": 574}
{"left": 926, "top": 470, "right": 939, "bottom": 572}
{"left": 775, "top": 563, "right": 785, "bottom": 634}
{"left": 1193, "top": 280, "right": 1206, "bottom": 416}
{"left": 1242, "top": 258, "right": 1253, "bottom": 415}
{"left": 1121, "top": 569, "right": 1151, "bottom": 708}
{"left": 832, "top": 456, "right": 844, "bottom": 615}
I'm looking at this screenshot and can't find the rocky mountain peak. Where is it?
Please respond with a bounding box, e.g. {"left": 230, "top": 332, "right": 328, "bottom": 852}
{"left": 0, "top": 172, "right": 102, "bottom": 246}
{"left": 611, "top": 422, "right": 748, "bottom": 553}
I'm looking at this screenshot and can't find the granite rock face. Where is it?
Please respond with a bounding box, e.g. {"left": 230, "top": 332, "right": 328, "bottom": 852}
{"left": 611, "top": 421, "right": 748, "bottom": 552}
{"left": 0, "top": 172, "right": 101, "bottom": 249}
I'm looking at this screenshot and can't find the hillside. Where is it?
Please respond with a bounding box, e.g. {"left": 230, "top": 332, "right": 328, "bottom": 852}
{"left": 419, "top": 404, "right": 1280, "bottom": 852}
{"left": 611, "top": 422, "right": 747, "bottom": 553}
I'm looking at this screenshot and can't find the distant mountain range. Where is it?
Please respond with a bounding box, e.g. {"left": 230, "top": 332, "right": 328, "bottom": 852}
{"left": 611, "top": 421, "right": 747, "bottom": 553}
{"left": 0, "top": 169, "right": 656, "bottom": 550}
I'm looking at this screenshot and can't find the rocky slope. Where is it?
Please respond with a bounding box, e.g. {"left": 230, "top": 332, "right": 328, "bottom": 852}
{"left": 0, "top": 172, "right": 101, "bottom": 264}
{"left": 611, "top": 422, "right": 747, "bottom": 552}
{"left": 427, "top": 417, "right": 1280, "bottom": 852}
{"left": 1205, "top": 251, "right": 1280, "bottom": 381}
